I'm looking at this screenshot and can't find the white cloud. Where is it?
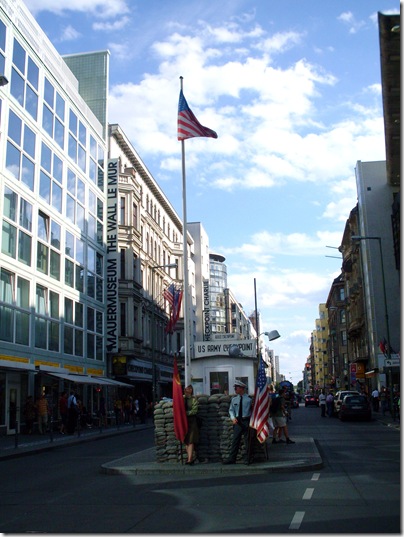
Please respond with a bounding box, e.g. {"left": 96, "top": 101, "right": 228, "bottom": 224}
{"left": 220, "top": 230, "right": 344, "bottom": 261}
{"left": 93, "top": 16, "right": 130, "bottom": 31}
{"left": 337, "top": 11, "right": 366, "bottom": 34}
{"left": 58, "top": 25, "right": 81, "bottom": 42}
{"left": 24, "top": 0, "right": 129, "bottom": 18}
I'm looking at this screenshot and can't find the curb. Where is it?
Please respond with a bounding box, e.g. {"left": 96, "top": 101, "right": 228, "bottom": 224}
{"left": 100, "top": 437, "right": 323, "bottom": 475}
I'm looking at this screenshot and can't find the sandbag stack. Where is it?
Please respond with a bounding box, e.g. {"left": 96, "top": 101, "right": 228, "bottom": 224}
{"left": 153, "top": 393, "right": 269, "bottom": 463}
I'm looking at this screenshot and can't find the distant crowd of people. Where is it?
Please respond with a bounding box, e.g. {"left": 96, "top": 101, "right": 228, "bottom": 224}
{"left": 22, "top": 391, "right": 150, "bottom": 435}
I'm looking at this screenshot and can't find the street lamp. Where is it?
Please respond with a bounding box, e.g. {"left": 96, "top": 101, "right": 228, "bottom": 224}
{"left": 150, "top": 262, "right": 177, "bottom": 407}
{"left": 0, "top": 75, "right": 8, "bottom": 86}
{"left": 256, "top": 330, "right": 281, "bottom": 360}
{"left": 263, "top": 330, "right": 281, "bottom": 341}
{"left": 351, "top": 235, "right": 395, "bottom": 418}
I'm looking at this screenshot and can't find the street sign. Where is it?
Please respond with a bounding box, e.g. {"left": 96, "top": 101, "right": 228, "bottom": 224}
{"left": 384, "top": 357, "right": 400, "bottom": 367}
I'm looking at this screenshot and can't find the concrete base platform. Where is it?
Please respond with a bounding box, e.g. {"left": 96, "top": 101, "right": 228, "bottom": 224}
{"left": 101, "top": 436, "right": 323, "bottom": 475}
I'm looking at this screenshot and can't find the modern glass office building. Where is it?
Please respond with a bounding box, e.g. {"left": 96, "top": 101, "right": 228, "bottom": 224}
{"left": 0, "top": 0, "right": 110, "bottom": 434}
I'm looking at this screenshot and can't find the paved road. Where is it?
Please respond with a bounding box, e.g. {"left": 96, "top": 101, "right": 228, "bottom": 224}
{"left": 0, "top": 405, "right": 400, "bottom": 533}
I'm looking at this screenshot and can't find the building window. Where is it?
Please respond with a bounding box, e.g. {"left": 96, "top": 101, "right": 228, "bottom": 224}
{"left": 2, "top": 187, "right": 33, "bottom": 265}
{"left": 120, "top": 249, "right": 126, "bottom": 279}
{"left": 133, "top": 202, "right": 137, "bottom": 229}
{"left": 120, "top": 196, "right": 126, "bottom": 225}
{"left": 120, "top": 302, "right": 126, "bottom": 337}
{"left": 6, "top": 110, "right": 36, "bottom": 191}
{"left": 86, "top": 306, "right": 103, "bottom": 360}
{"left": 341, "top": 330, "right": 347, "bottom": 346}
{"left": 10, "top": 38, "right": 39, "bottom": 120}
{"left": 39, "top": 142, "right": 63, "bottom": 213}
{"left": 34, "top": 284, "right": 60, "bottom": 351}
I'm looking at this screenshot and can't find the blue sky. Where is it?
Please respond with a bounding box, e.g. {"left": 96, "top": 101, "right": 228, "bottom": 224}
{"left": 24, "top": 0, "right": 399, "bottom": 384}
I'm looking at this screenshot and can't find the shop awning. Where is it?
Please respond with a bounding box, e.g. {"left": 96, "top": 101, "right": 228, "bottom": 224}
{"left": 47, "top": 372, "right": 134, "bottom": 387}
{"left": 93, "top": 377, "right": 134, "bottom": 388}
{"left": 47, "top": 373, "right": 110, "bottom": 385}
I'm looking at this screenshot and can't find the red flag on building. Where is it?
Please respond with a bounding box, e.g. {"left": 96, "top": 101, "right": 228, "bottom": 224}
{"left": 177, "top": 90, "right": 218, "bottom": 140}
{"left": 249, "top": 356, "right": 270, "bottom": 443}
{"left": 172, "top": 356, "right": 188, "bottom": 443}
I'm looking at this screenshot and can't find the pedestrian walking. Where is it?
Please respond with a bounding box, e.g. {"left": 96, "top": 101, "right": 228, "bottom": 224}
{"left": 270, "top": 392, "right": 295, "bottom": 444}
{"left": 67, "top": 391, "right": 78, "bottom": 434}
{"left": 326, "top": 391, "right": 334, "bottom": 417}
{"left": 319, "top": 390, "right": 326, "bottom": 417}
{"left": 35, "top": 393, "right": 49, "bottom": 434}
{"left": 371, "top": 388, "right": 380, "bottom": 412}
{"left": 380, "top": 387, "right": 388, "bottom": 415}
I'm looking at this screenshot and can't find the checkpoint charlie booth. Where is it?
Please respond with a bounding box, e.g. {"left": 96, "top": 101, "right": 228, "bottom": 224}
{"left": 190, "top": 335, "right": 258, "bottom": 396}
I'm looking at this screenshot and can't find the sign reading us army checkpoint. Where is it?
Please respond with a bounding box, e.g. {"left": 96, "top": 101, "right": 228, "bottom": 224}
{"left": 194, "top": 339, "right": 257, "bottom": 358}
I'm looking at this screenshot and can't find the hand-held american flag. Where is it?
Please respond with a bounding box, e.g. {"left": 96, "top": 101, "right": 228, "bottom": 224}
{"left": 177, "top": 89, "right": 218, "bottom": 140}
{"left": 249, "top": 356, "right": 270, "bottom": 443}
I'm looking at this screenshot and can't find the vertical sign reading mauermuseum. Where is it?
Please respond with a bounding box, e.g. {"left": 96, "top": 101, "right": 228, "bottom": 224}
{"left": 106, "top": 159, "right": 119, "bottom": 353}
{"left": 203, "top": 279, "right": 211, "bottom": 341}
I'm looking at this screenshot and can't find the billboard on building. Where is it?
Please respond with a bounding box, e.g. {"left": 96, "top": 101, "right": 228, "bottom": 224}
{"left": 106, "top": 159, "right": 119, "bottom": 353}
{"left": 203, "top": 279, "right": 211, "bottom": 341}
{"left": 194, "top": 339, "right": 257, "bottom": 358}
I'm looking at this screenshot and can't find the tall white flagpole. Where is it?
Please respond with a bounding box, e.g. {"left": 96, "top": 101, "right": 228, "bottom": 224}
{"left": 179, "top": 76, "right": 190, "bottom": 386}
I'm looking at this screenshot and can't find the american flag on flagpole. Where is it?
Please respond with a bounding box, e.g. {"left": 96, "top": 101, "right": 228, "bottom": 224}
{"left": 163, "top": 283, "right": 176, "bottom": 307}
{"left": 164, "top": 284, "right": 183, "bottom": 334}
{"left": 177, "top": 90, "right": 218, "bottom": 141}
{"left": 249, "top": 356, "right": 270, "bottom": 443}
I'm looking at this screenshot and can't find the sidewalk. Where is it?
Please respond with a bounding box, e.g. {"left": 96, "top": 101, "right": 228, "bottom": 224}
{"left": 0, "top": 421, "right": 153, "bottom": 460}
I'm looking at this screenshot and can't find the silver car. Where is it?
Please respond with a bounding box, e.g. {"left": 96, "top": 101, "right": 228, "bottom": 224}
{"left": 333, "top": 390, "right": 360, "bottom": 416}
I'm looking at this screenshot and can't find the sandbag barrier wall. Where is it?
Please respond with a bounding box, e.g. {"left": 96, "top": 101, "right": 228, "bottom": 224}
{"left": 154, "top": 393, "right": 269, "bottom": 464}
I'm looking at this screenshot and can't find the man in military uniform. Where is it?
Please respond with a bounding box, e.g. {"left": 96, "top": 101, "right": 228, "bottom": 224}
{"left": 223, "top": 380, "right": 252, "bottom": 465}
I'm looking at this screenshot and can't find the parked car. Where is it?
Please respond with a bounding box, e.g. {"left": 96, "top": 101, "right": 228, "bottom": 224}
{"left": 333, "top": 390, "right": 360, "bottom": 416}
{"left": 304, "top": 394, "right": 319, "bottom": 407}
{"left": 339, "top": 394, "right": 372, "bottom": 421}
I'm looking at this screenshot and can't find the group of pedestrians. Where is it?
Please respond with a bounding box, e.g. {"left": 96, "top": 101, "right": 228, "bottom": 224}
{"left": 371, "top": 386, "right": 400, "bottom": 419}
{"left": 318, "top": 390, "right": 335, "bottom": 417}
{"left": 113, "top": 394, "right": 148, "bottom": 426}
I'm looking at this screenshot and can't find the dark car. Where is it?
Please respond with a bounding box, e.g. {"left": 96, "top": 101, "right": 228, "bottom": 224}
{"left": 339, "top": 394, "right": 372, "bottom": 421}
{"left": 304, "top": 394, "right": 319, "bottom": 407}
{"left": 333, "top": 390, "right": 360, "bottom": 416}
{"left": 291, "top": 395, "right": 299, "bottom": 408}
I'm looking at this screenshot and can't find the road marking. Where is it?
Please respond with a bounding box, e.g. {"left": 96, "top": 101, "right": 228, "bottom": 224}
{"left": 303, "top": 488, "right": 314, "bottom": 500}
{"left": 289, "top": 511, "right": 305, "bottom": 530}
{"left": 311, "top": 472, "right": 320, "bottom": 481}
